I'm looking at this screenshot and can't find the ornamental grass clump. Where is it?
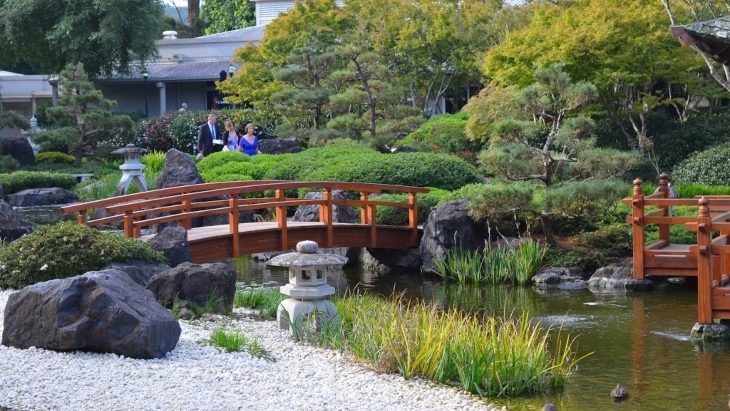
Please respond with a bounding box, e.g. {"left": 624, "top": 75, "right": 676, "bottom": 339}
{"left": 433, "top": 240, "right": 546, "bottom": 285}
{"left": 234, "top": 287, "right": 286, "bottom": 318}
{"left": 208, "top": 328, "right": 270, "bottom": 358}
{"left": 320, "top": 294, "right": 584, "bottom": 398}
{"left": 0, "top": 221, "right": 165, "bottom": 289}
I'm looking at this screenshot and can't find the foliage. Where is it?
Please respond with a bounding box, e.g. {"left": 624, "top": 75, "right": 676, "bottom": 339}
{"left": 400, "top": 112, "right": 481, "bottom": 163}
{"left": 374, "top": 189, "right": 450, "bottom": 225}
{"left": 433, "top": 240, "right": 547, "bottom": 285}
{"left": 464, "top": 84, "right": 522, "bottom": 145}
{"left": 0, "top": 171, "right": 77, "bottom": 194}
{"left": 545, "top": 180, "right": 632, "bottom": 219}
{"left": 543, "top": 242, "right": 606, "bottom": 274}
{"left": 571, "top": 224, "right": 632, "bottom": 258}
{"left": 141, "top": 151, "right": 167, "bottom": 174}
{"left": 233, "top": 287, "right": 286, "bottom": 318}
{"left": 32, "top": 64, "right": 134, "bottom": 166}
{"left": 0, "top": 222, "right": 165, "bottom": 289}
{"left": 0, "top": 0, "right": 163, "bottom": 78}
{"left": 262, "top": 141, "right": 375, "bottom": 181}
{"left": 208, "top": 328, "right": 269, "bottom": 358}
{"left": 35, "top": 151, "right": 75, "bottom": 164}
{"left": 672, "top": 143, "right": 730, "bottom": 186}
{"left": 315, "top": 293, "right": 584, "bottom": 397}
{"left": 202, "top": 0, "right": 256, "bottom": 35}
{"left": 0, "top": 155, "right": 20, "bottom": 173}
{"left": 465, "top": 182, "right": 534, "bottom": 222}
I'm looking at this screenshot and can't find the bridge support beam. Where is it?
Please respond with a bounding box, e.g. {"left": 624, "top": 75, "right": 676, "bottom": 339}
{"left": 276, "top": 189, "right": 288, "bottom": 250}
{"left": 229, "top": 194, "right": 240, "bottom": 258}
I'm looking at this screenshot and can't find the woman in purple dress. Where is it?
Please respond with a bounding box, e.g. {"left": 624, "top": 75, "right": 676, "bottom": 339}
{"left": 238, "top": 123, "right": 260, "bottom": 156}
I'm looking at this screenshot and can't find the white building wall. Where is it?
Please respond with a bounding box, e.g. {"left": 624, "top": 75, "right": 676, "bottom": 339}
{"left": 255, "top": 0, "right": 344, "bottom": 26}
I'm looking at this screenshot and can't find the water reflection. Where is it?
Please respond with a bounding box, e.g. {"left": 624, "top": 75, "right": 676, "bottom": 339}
{"left": 225, "top": 256, "right": 730, "bottom": 411}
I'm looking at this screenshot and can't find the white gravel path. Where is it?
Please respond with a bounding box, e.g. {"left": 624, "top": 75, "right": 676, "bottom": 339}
{"left": 0, "top": 290, "right": 504, "bottom": 411}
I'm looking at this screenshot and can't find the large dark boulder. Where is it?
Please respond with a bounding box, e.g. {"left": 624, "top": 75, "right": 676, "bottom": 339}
{"left": 156, "top": 148, "right": 204, "bottom": 189}
{"left": 0, "top": 200, "right": 35, "bottom": 242}
{"left": 2, "top": 270, "right": 181, "bottom": 359}
{"left": 363, "top": 248, "right": 422, "bottom": 272}
{"left": 587, "top": 258, "right": 653, "bottom": 292}
{"left": 5, "top": 187, "right": 79, "bottom": 207}
{"left": 419, "top": 199, "right": 489, "bottom": 273}
{"left": 532, "top": 267, "right": 587, "bottom": 290}
{"left": 103, "top": 260, "right": 171, "bottom": 287}
{"left": 146, "top": 262, "right": 237, "bottom": 309}
{"left": 292, "top": 190, "right": 360, "bottom": 223}
{"left": 2, "top": 136, "right": 35, "bottom": 166}
{"left": 258, "top": 138, "right": 301, "bottom": 154}
{"left": 149, "top": 226, "right": 192, "bottom": 268}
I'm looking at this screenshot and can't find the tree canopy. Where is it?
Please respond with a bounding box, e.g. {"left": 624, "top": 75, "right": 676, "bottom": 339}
{"left": 0, "top": 0, "right": 164, "bottom": 78}
{"left": 202, "top": 0, "right": 256, "bottom": 35}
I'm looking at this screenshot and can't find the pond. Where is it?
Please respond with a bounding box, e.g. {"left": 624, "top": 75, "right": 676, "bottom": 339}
{"left": 227, "top": 256, "right": 730, "bottom": 411}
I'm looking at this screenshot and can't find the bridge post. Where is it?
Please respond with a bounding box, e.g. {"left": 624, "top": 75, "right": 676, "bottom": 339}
{"left": 229, "top": 194, "right": 240, "bottom": 258}
{"left": 408, "top": 192, "right": 418, "bottom": 246}
{"left": 360, "top": 191, "right": 370, "bottom": 224}
{"left": 77, "top": 209, "right": 87, "bottom": 225}
{"left": 697, "top": 197, "right": 713, "bottom": 324}
{"left": 632, "top": 179, "right": 646, "bottom": 280}
{"left": 321, "top": 188, "right": 333, "bottom": 248}
{"left": 123, "top": 210, "right": 134, "bottom": 238}
{"left": 276, "top": 189, "right": 288, "bottom": 250}
{"left": 658, "top": 173, "right": 670, "bottom": 244}
{"left": 181, "top": 199, "right": 192, "bottom": 230}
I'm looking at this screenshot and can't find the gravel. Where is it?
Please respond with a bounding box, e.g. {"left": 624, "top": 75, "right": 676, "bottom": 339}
{"left": 0, "top": 290, "right": 504, "bottom": 411}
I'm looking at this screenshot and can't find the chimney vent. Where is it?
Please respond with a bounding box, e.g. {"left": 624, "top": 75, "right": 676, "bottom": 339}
{"left": 162, "top": 31, "right": 178, "bottom": 40}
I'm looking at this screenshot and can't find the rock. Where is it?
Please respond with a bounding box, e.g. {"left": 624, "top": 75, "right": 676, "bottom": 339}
{"left": 364, "top": 248, "right": 422, "bottom": 272}
{"left": 103, "top": 260, "right": 171, "bottom": 287}
{"left": 149, "top": 226, "right": 192, "bottom": 268}
{"left": 1, "top": 270, "right": 181, "bottom": 359}
{"left": 360, "top": 248, "right": 391, "bottom": 273}
{"left": 258, "top": 138, "right": 301, "bottom": 154}
{"left": 2, "top": 136, "right": 35, "bottom": 166}
{"left": 5, "top": 187, "right": 79, "bottom": 207}
{"left": 146, "top": 262, "right": 237, "bottom": 310}
{"left": 155, "top": 148, "right": 204, "bottom": 189}
{"left": 90, "top": 207, "right": 123, "bottom": 229}
{"left": 419, "top": 199, "right": 489, "bottom": 273}
{"left": 690, "top": 323, "right": 729, "bottom": 341}
{"left": 542, "top": 404, "right": 558, "bottom": 411}
{"left": 532, "top": 267, "right": 587, "bottom": 290}
{"left": 0, "top": 200, "right": 35, "bottom": 242}
{"left": 292, "top": 190, "right": 360, "bottom": 223}
{"left": 610, "top": 383, "right": 629, "bottom": 400}
{"left": 390, "top": 145, "right": 418, "bottom": 153}
{"left": 587, "top": 258, "right": 653, "bottom": 292}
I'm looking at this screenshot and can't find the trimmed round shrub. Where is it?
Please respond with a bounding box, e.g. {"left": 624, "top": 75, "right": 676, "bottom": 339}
{"left": 375, "top": 188, "right": 451, "bottom": 225}
{"left": 399, "top": 112, "right": 482, "bottom": 163}
{"left": 0, "top": 171, "right": 77, "bottom": 194}
{"left": 262, "top": 141, "right": 377, "bottom": 181}
{"left": 0, "top": 222, "right": 165, "bottom": 289}
{"left": 36, "top": 151, "right": 75, "bottom": 164}
{"left": 197, "top": 150, "right": 251, "bottom": 174}
{"left": 672, "top": 143, "right": 730, "bottom": 185}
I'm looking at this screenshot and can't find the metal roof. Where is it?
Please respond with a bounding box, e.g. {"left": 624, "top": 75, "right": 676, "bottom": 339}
{"left": 671, "top": 16, "right": 730, "bottom": 65}
{"left": 198, "top": 25, "right": 265, "bottom": 42}
{"left": 98, "top": 61, "right": 242, "bottom": 83}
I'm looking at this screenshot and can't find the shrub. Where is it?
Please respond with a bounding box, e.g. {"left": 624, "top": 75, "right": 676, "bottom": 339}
{"left": 375, "top": 189, "right": 451, "bottom": 225}
{"left": 571, "top": 224, "right": 632, "bottom": 258}
{"left": 0, "top": 155, "right": 20, "bottom": 173}
{"left": 400, "top": 112, "right": 482, "bottom": 163}
{"left": 0, "top": 222, "right": 165, "bottom": 289}
{"left": 672, "top": 143, "right": 730, "bottom": 186}
{"left": 36, "top": 151, "right": 75, "bottom": 164}
{"left": 0, "top": 171, "right": 77, "bottom": 194}
{"left": 141, "top": 151, "right": 166, "bottom": 174}
{"left": 543, "top": 242, "right": 606, "bottom": 273}
{"left": 197, "top": 150, "right": 251, "bottom": 174}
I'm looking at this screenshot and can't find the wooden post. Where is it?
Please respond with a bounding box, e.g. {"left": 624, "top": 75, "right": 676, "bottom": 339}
{"left": 408, "top": 192, "right": 418, "bottom": 246}
{"left": 276, "top": 189, "right": 288, "bottom": 250}
{"left": 697, "top": 197, "right": 713, "bottom": 324}
{"left": 77, "top": 209, "right": 87, "bottom": 225}
{"left": 124, "top": 210, "right": 134, "bottom": 238}
{"left": 360, "top": 192, "right": 370, "bottom": 224}
{"left": 368, "top": 200, "right": 377, "bottom": 248}
{"left": 658, "top": 172, "right": 670, "bottom": 244}
{"left": 632, "top": 179, "right": 646, "bottom": 280}
{"left": 321, "top": 188, "right": 333, "bottom": 248}
{"left": 229, "top": 194, "right": 240, "bottom": 258}
{"left": 181, "top": 199, "right": 192, "bottom": 230}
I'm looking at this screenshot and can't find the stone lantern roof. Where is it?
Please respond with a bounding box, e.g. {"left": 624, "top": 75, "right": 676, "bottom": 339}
{"left": 267, "top": 241, "right": 348, "bottom": 268}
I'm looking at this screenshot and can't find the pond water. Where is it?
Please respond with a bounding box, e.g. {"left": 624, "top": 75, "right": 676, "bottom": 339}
{"left": 227, "top": 256, "right": 730, "bottom": 411}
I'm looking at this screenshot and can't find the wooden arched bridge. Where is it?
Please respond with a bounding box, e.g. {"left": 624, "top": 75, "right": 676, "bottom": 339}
{"left": 625, "top": 174, "right": 730, "bottom": 325}
{"left": 61, "top": 181, "right": 429, "bottom": 264}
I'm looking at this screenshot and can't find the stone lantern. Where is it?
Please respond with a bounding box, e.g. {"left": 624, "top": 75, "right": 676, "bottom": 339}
{"left": 268, "top": 240, "right": 347, "bottom": 334}
{"left": 21, "top": 115, "right": 42, "bottom": 156}
{"left": 111, "top": 144, "right": 148, "bottom": 196}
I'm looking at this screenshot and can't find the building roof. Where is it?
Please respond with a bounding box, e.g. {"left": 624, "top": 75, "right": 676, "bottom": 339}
{"left": 671, "top": 17, "right": 730, "bottom": 65}
{"left": 97, "top": 61, "right": 241, "bottom": 83}
{"left": 197, "top": 25, "right": 265, "bottom": 41}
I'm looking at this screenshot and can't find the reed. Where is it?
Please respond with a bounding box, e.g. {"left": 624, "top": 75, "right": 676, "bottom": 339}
{"left": 208, "top": 328, "right": 271, "bottom": 359}
{"left": 234, "top": 287, "right": 286, "bottom": 318}
{"left": 433, "top": 240, "right": 546, "bottom": 285}
{"left": 323, "top": 293, "right": 585, "bottom": 398}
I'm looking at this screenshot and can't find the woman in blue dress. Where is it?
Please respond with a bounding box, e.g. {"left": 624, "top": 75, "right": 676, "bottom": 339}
{"left": 238, "top": 123, "right": 260, "bottom": 156}
{"left": 222, "top": 120, "right": 240, "bottom": 152}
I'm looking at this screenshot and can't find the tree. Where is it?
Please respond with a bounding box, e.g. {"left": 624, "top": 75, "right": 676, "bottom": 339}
{"left": 33, "top": 64, "right": 134, "bottom": 166}
{"left": 202, "top": 0, "right": 256, "bottom": 34}
{"left": 0, "top": 0, "right": 164, "bottom": 78}
{"left": 476, "top": 64, "right": 639, "bottom": 242}
{"left": 483, "top": 0, "right": 721, "bottom": 173}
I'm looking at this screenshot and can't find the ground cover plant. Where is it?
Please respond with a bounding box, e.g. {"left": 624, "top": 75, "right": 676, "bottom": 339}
{"left": 305, "top": 293, "right": 585, "bottom": 398}
{"left": 0, "top": 221, "right": 165, "bottom": 289}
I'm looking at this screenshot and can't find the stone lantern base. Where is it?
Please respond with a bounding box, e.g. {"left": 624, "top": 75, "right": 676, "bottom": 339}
{"left": 277, "top": 298, "right": 339, "bottom": 335}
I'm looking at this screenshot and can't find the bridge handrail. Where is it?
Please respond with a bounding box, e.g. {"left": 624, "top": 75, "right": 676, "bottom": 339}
{"left": 62, "top": 180, "right": 428, "bottom": 247}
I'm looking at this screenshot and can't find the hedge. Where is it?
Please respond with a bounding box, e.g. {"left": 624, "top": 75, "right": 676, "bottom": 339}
{"left": 0, "top": 171, "right": 77, "bottom": 194}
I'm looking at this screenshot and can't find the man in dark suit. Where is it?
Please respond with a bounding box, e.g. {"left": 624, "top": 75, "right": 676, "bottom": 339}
{"left": 197, "top": 114, "right": 220, "bottom": 157}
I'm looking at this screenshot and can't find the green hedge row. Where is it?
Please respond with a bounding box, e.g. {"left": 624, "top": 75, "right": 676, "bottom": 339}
{"left": 0, "top": 171, "right": 78, "bottom": 194}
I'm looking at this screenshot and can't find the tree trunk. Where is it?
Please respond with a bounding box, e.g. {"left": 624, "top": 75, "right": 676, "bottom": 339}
{"left": 540, "top": 214, "right": 555, "bottom": 244}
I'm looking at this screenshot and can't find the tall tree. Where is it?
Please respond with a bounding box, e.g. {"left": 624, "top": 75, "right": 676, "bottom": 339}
{"left": 0, "top": 0, "right": 164, "bottom": 78}
{"left": 33, "top": 64, "right": 134, "bottom": 166}
{"left": 202, "top": 0, "right": 256, "bottom": 34}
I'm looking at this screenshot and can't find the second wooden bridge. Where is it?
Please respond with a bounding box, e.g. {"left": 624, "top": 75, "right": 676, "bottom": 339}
{"left": 61, "top": 181, "right": 429, "bottom": 263}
